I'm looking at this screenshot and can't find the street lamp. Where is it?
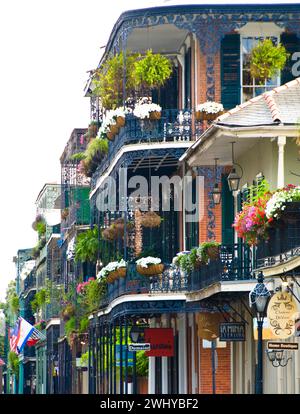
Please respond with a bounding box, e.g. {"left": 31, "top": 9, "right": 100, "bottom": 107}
{"left": 266, "top": 350, "right": 292, "bottom": 367}
{"left": 227, "top": 142, "right": 243, "bottom": 192}
{"left": 212, "top": 158, "right": 221, "bottom": 205}
{"left": 249, "top": 271, "right": 271, "bottom": 394}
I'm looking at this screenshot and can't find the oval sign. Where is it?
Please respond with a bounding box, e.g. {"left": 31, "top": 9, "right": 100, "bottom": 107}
{"left": 267, "top": 292, "right": 298, "bottom": 339}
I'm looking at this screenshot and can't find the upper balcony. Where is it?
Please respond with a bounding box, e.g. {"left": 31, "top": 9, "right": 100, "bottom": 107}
{"left": 90, "top": 109, "right": 207, "bottom": 189}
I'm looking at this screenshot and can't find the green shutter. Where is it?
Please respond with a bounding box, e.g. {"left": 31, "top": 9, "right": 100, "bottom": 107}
{"left": 221, "top": 34, "right": 241, "bottom": 110}
{"left": 221, "top": 175, "right": 234, "bottom": 245}
{"left": 281, "top": 32, "right": 300, "bottom": 84}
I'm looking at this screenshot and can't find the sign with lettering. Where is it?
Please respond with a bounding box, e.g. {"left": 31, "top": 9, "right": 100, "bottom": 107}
{"left": 128, "top": 343, "right": 150, "bottom": 352}
{"left": 267, "top": 342, "right": 298, "bottom": 350}
{"left": 219, "top": 323, "right": 246, "bottom": 342}
{"left": 144, "top": 328, "right": 174, "bottom": 357}
{"left": 267, "top": 292, "right": 298, "bottom": 339}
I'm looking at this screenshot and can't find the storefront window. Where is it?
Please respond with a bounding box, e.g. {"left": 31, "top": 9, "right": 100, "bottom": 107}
{"left": 241, "top": 36, "right": 280, "bottom": 102}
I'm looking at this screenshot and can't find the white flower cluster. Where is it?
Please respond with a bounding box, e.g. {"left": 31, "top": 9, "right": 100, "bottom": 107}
{"left": 97, "top": 107, "right": 130, "bottom": 137}
{"left": 136, "top": 256, "right": 161, "bottom": 268}
{"left": 97, "top": 259, "right": 127, "bottom": 279}
{"left": 133, "top": 103, "right": 162, "bottom": 119}
{"left": 266, "top": 187, "right": 300, "bottom": 219}
{"left": 172, "top": 251, "right": 190, "bottom": 266}
{"left": 196, "top": 101, "right": 224, "bottom": 114}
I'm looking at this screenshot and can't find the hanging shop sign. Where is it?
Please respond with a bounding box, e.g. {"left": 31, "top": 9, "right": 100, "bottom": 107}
{"left": 267, "top": 292, "right": 298, "bottom": 340}
{"left": 267, "top": 342, "right": 298, "bottom": 350}
{"left": 196, "top": 313, "right": 223, "bottom": 341}
{"left": 144, "top": 328, "right": 174, "bottom": 357}
{"left": 128, "top": 343, "right": 150, "bottom": 352}
{"left": 219, "top": 322, "right": 246, "bottom": 342}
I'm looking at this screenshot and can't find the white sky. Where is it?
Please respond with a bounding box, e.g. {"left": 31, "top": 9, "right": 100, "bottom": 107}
{"left": 0, "top": 0, "right": 299, "bottom": 301}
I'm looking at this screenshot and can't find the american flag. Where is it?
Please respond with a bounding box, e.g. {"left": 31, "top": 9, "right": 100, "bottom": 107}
{"left": 9, "top": 317, "right": 46, "bottom": 353}
{"left": 9, "top": 320, "right": 20, "bottom": 353}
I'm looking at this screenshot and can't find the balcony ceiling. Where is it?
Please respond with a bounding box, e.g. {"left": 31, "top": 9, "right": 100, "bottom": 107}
{"left": 186, "top": 133, "right": 262, "bottom": 167}
{"left": 127, "top": 24, "right": 189, "bottom": 54}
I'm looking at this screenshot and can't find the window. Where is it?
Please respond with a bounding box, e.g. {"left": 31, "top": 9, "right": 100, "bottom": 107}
{"left": 241, "top": 36, "right": 280, "bottom": 102}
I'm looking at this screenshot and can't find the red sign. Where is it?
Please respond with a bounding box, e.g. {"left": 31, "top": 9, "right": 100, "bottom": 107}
{"left": 144, "top": 328, "right": 174, "bottom": 357}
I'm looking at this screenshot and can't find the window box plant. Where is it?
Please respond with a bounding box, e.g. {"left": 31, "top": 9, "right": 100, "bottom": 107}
{"left": 136, "top": 256, "right": 164, "bottom": 276}
{"left": 195, "top": 102, "right": 224, "bottom": 121}
{"left": 97, "top": 259, "right": 127, "bottom": 283}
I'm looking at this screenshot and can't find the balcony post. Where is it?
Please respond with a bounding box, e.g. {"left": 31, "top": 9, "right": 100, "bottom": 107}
{"left": 277, "top": 136, "right": 286, "bottom": 188}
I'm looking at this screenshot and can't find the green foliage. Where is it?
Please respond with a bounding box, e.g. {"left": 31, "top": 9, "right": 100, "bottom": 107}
{"left": 80, "top": 351, "right": 89, "bottom": 367}
{"left": 245, "top": 178, "right": 270, "bottom": 204}
{"left": 85, "top": 279, "right": 107, "bottom": 312}
{"left": 93, "top": 52, "right": 138, "bottom": 109}
{"left": 134, "top": 49, "right": 172, "bottom": 90}
{"left": 135, "top": 351, "right": 149, "bottom": 377}
{"left": 79, "top": 316, "right": 89, "bottom": 333}
{"left": 85, "top": 138, "right": 109, "bottom": 165}
{"left": 9, "top": 293, "right": 19, "bottom": 315}
{"left": 8, "top": 351, "right": 19, "bottom": 377}
{"left": 30, "top": 288, "right": 50, "bottom": 313}
{"left": 71, "top": 152, "right": 86, "bottom": 161}
{"left": 75, "top": 226, "right": 100, "bottom": 263}
{"left": 250, "top": 39, "right": 289, "bottom": 84}
{"left": 198, "top": 241, "right": 220, "bottom": 264}
{"left": 177, "top": 253, "right": 194, "bottom": 273}
{"left": 36, "top": 221, "right": 46, "bottom": 237}
{"left": 65, "top": 316, "right": 76, "bottom": 338}
{"left": 0, "top": 335, "right": 4, "bottom": 356}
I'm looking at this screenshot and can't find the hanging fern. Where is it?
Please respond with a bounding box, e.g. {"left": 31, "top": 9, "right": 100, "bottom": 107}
{"left": 75, "top": 226, "right": 100, "bottom": 263}
{"left": 250, "top": 39, "right": 289, "bottom": 84}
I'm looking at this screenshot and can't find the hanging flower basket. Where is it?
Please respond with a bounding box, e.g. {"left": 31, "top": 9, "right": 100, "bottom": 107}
{"left": 109, "top": 124, "right": 119, "bottom": 136}
{"left": 206, "top": 245, "right": 220, "bottom": 260}
{"left": 149, "top": 110, "right": 161, "bottom": 121}
{"left": 136, "top": 263, "right": 164, "bottom": 276}
{"left": 107, "top": 267, "right": 126, "bottom": 283}
{"left": 106, "top": 130, "right": 115, "bottom": 141}
{"left": 195, "top": 102, "right": 224, "bottom": 122}
{"left": 140, "top": 211, "right": 162, "bottom": 228}
{"left": 116, "top": 116, "right": 126, "bottom": 128}
{"left": 88, "top": 123, "right": 98, "bottom": 138}
{"left": 61, "top": 208, "right": 69, "bottom": 220}
{"left": 61, "top": 304, "right": 75, "bottom": 322}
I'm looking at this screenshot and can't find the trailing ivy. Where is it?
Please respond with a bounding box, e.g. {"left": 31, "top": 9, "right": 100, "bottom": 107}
{"left": 75, "top": 226, "right": 100, "bottom": 263}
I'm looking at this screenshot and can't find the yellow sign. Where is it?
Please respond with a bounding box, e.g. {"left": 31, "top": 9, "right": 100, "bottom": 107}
{"left": 267, "top": 292, "right": 298, "bottom": 339}
{"left": 196, "top": 313, "right": 223, "bottom": 341}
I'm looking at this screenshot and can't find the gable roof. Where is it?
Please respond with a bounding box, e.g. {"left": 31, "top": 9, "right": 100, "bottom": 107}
{"left": 217, "top": 78, "right": 300, "bottom": 127}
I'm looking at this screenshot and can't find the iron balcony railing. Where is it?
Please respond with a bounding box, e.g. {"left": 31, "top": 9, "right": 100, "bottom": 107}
{"left": 91, "top": 109, "right": 205, "bottom": 188}
{"left": 98, "top": 243, "right": 253, "bottom": 308}
{"left": 189, "top": 243, "right": 254, "bottom": 292}
{"left": 254, "top": 203, "right": 300, "bottom": 269}
{"left": 23, "top": 272, "right": 37, "bottom": 294}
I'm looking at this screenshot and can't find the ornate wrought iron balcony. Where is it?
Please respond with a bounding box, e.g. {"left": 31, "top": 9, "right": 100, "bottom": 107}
{"left": 97, "top": 243, "right": 254, "bottom": 309}
{"left": 91, "top": 109, "right": 204, "bottom": 188}
{"left": 189, "top": 243, "right": 253, "bottom": 292}
{"left": 254, "top": 203, "right": 300, "bottom": 270}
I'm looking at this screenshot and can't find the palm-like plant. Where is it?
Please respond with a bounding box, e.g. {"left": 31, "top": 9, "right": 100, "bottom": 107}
{"left": 75, "top": 226, "right": 100, "bottom": 262}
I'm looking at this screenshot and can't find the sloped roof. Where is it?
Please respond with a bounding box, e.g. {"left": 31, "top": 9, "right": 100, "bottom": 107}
{"left": 217, "top": 78, "right": 300, "bottom": 127}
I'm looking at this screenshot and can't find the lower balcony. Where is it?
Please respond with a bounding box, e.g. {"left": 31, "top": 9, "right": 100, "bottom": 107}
{"left": 98, "top": 243, "right": 254, "bottom": 309}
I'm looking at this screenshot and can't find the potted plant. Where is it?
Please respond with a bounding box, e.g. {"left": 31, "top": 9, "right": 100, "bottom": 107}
{"left": 61, "top": 303, "right": 76, "bottom": 322}
{"left": 133, "top": 101, "right": 162, "bottom": 120}
{"left": 250, "top": 39, "right": 289, "bottom": 84}
{"left": 199, "top": 241, "right": 221, "bottom": 263}
{"left": 136, "top": 256, "right": 164, "bottom": 276}
{"left": 102, "top": 218, "right": 133, "bottom": 241}
{"left": 140, "top": 211, "right": 162, "bottom": 228}
{"left": 97, "top": 259, "right": 127, "bottom": 283}
{"left": 74, "top": 226, "right": 100, "bottom": 263}
{"left": 266, "top": 185, "right": 300, "bottom": 223}
{"left": 195, "top": 102, "right": 224, "bottom": 121}
{"left": 134, "top": 49, "right": 173, "bottom": 94}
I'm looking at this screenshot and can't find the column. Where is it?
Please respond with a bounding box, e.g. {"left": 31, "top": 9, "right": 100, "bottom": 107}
{"left": 161, "top": 315, "right": 168, "bottom": 394}
{"left": 277, "top": 136, "right": 286, "bottom": 188}
{"left": 178, "top": 314, "right": 187, "bottom": 394}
